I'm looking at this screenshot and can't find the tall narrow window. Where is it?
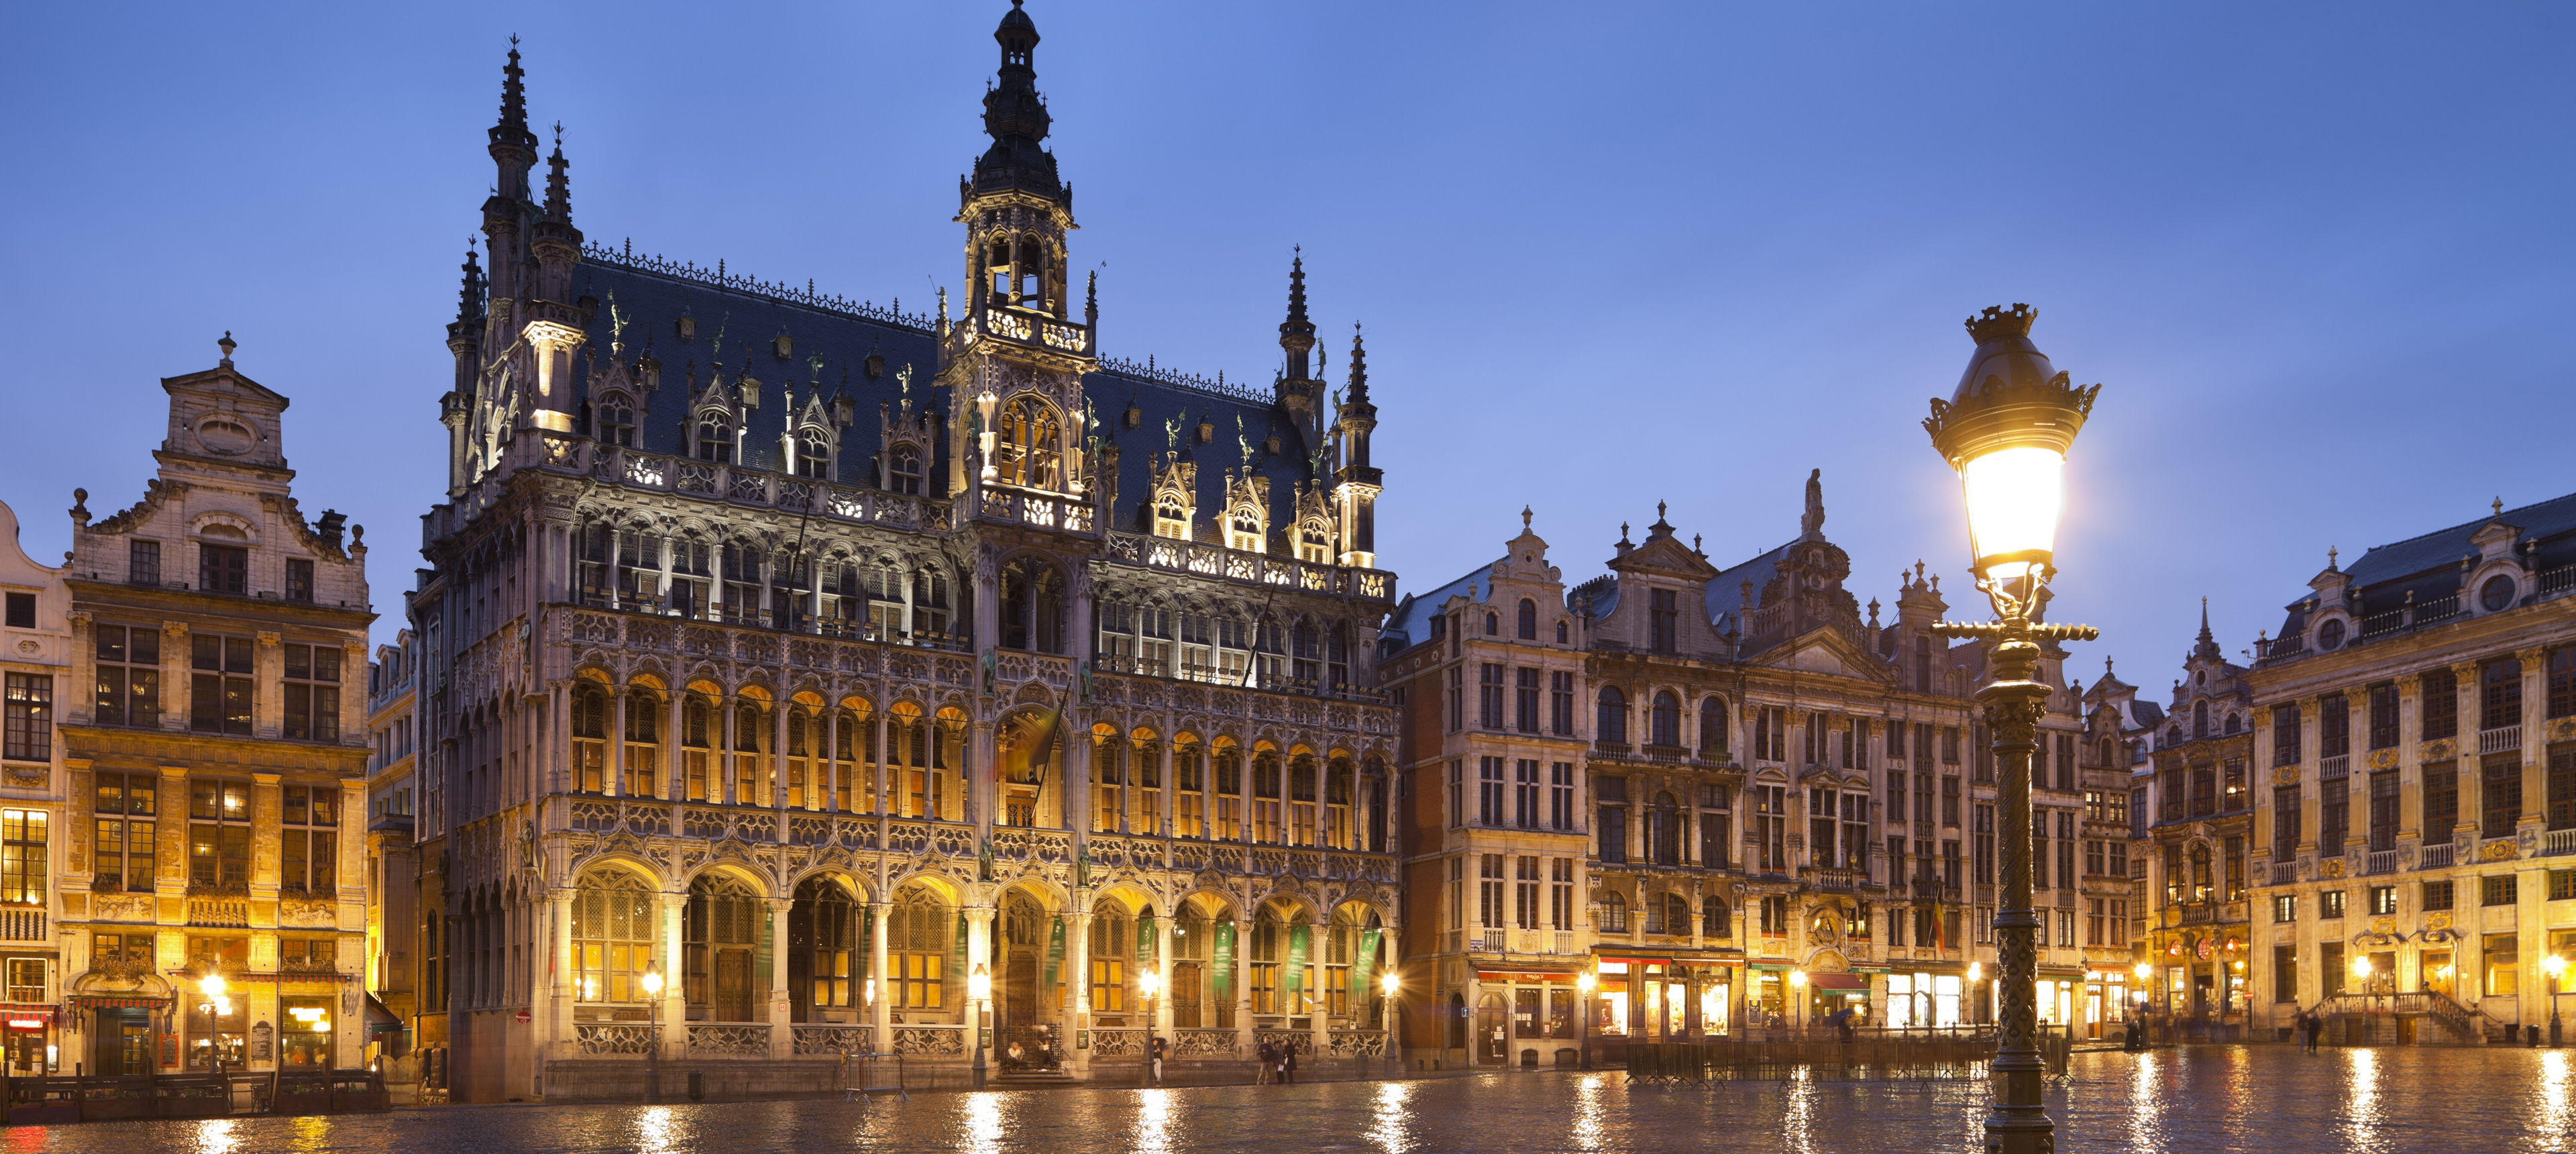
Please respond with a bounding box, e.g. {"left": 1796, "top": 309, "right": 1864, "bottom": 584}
{"left": 1699, "top": 697, "right": 1727, "bottom": 755}
{"left": 189, "top": 635, "right": 254, "bottom": 735}
{"left": 2482, "top": 659, "right": 2524, "bottom": 733}
{"left": 1550, "top": 672, "right": 1575, "bottom": 735}
{"left": 0, "top": 810, "right": 45, "bottom": 904}
{"left": 1649, "top": 590, "right": 1678, "bottom": 653}
{"left": 278, "top": 785, "right": 337, "bottom": 894}
{"left": 573, "top": 688, "right": 608, "bottom": 793}
{"left": 1515, "top": 668, "right": 1540, "bottom": 733}
{"left": 187, "top": 780, "right": 252, "bottom": 887}
{"left": 282, "top": 643, "right": 341, "bottom": 742}
{"left": 1516, "top": 598, "right": 1538, "bottom": 640}
{"left": 1596, "top": 687, "right": 1627, "bottom": 745}
{"left": 92, "top": 772, "right": 156, "bottom": 893}
{"left": 3, "top": 674, "right": 51, "bottom": 764}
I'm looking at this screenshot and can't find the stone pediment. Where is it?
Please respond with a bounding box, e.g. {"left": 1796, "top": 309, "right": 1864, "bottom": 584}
{"left": 1751, "top": 625, "right": 1898, "bottom": 685}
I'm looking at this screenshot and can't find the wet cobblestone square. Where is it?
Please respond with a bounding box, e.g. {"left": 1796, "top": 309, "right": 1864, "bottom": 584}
{"left": 10, "top": 1046, "right": 2573, "bottom": 1153}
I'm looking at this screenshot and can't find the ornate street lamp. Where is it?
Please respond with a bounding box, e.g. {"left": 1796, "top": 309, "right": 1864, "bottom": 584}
{"left": 639, "top": 961, "right": 664, "bottom": 1103}
{"left": 969, "top": 963, "right": 993, "bottom": 1090}
{"left": 2544, "top": 955, "right": 2565, "bottom": 1047}
{"left": 1379, "top": 971, "right": 1402, "bottom": 1078}
{"left": 1924, "top": 303, "right": 2102, "bottom": 1154}
{"left": 1138, "top": 968, "right": 1163, "bottom": 1085}
{"left": 198, "top": 973, "right": 232, "bottom": 1082}
{"left": 1575, "top": 967, "right": 1597, "bottom": 1069}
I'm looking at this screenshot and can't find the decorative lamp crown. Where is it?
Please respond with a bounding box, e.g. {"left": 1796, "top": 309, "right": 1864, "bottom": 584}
{"left": 1924, "top": 303, "right": 2100, "bottom": 469}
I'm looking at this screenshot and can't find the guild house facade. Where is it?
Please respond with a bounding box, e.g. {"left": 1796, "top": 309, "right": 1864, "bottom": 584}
{"left": 415, "top": 3, "right": 1403, "bottom": 1102}
{"left": 1382, "top": 474, "right": 2127, "bottom": 1069}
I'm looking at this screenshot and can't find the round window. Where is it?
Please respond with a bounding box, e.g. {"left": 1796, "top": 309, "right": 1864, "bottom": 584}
{"left": 2315, "top": 618, "right": 2345, "bottom": 651}
{"left": 2480, "top": 574, "right": 2517, "bottom": 613}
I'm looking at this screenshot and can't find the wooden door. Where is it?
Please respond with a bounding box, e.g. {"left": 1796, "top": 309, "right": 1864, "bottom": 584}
{"left": 715, "top": 949, "right": 756, "bottom": 1021}
{"left": 1172, "top": 962, "right": 1203, "bottom": 1028}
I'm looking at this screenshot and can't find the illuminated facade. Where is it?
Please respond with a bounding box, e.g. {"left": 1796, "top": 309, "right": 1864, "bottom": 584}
{"left": 54, "top": 346, "right": 376, "bottom": 1077}
{"left": 417, "top": 3, "right": 1400, "bottom": 1102}
{"left": 2246, "top": 494, "right": 2576, "bottom": 1043}
{"left": 0, "top": 500, "right": 69, "bottom": 1075}
{"left": 1384, "top": 480, "right": 2117, "bottom": 1067}
{"left": 2116, "top": 608, "right": 2258, "bottom": 1037}
{"left": 362, "top": 631, "right": 419, "bottom": 1078}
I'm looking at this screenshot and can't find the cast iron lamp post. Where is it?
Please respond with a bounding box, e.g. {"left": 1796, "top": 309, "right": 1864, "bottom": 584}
{"left": 1575, "top": 967, "right": 1595, "bottom": 1069}
{"left": 969, "top": 963, "right": 992, "bottom": 1090}
{"left": 198, "top": 973, "right": 232, "bottom": 1082}
{"left": 639, "top": 962, "right": 664, "bottom": 1103}
{"left": 1923, "top": 303, "right": 2102, "bottom": 1154}
{"left": 2544, "top": 955, "right": 2565, "bottom": 1047}
{"left": 1379, "top": 971, "right": 1401, "bottom": 1078}
{"left": 1138, "top": 968, "right": 1161, "bottom": 1085}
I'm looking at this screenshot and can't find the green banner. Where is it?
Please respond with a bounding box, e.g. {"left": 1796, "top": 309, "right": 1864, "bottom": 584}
{"left": 1352, "top": 928, "right": 1381, "bottom": 1006}
{"left": 952, "top": 910, "right": 969, "bottom": 994}
{"left": 1138, "top": 913, "right": 1157, "bottom": 967}
{"left": 1286, "top": 924, "right": 1309, "bottom": 1001}
{"left": 1213, "top": 922, "right": 1235, "bottom": 999}
{"left": 1044, "top": 915, "right": 1065, "bottom": 992}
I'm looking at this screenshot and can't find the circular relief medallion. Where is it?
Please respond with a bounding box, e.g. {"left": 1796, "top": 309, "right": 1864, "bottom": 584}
{"left": 13, "top": 639, "right": 37, "bottom": 655}
{"left": 2321, "top": 859, "right": 2345, "bottom": 878}
{"left": 195, "top": 417, "right": 256, "bottom": 455}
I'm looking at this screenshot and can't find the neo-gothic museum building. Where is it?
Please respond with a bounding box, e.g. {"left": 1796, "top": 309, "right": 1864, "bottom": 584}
{"left": 417, "top": 4, "right": 1402, "bottom": 1100}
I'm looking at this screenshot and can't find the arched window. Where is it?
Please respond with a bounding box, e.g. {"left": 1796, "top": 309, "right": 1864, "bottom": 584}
{"left": 797, "top": 427, "right": 832, "bottom": 478}
{"left": 1651, "top": 792, "right": 1680, "bottom": 865}
{"left": 889, "top": 884, "right": 951, "bottom": 1013}
{"left": 1485, "top": 611, "right": 1499, "bottom": 636}
{"left": 2165, "top": 727, "right": 2181, "bottom": 749}
{"left": 789, "top": 876, "right": 858, "bottom": 1020}
{"left": 685, "top": 874, "right": 765, "bottom": 1020}
{"left": 1599, "top": 892, "right": 1628, "bottom": 934}
{"left": 994, "top": 397, "right": 1063, "bottom": 490}
{"left": 1154, "top": 492, "right": 1188, "bottom": 539}
{"left": 1596, "top": 687, "right": 1627, "bottom": 745}
{"left": 1701, "top": 896, "right": 1730, "bottom": 939}
{"left": 1650, "top": 691, "right": 1681, "bottom": 747}
{"left": 2194, "top": 701, "right": 2209, "bottom": 741}
{"left": 1664, "top": 894, "right": 1692, "bottom": 937}
{"left": 1000, "top": 557, "right": 1065, "bottom": 653}
{"left": 1299, "top": 519, "right": 1332, "bottom": 564}
{"left": 1228, "top": 505, "right": 1265, "bottom": 554}
{"left": 886, "top": 444, "right": 923, "bottom": 495}
{"left": 625, "top": 690, "right": 661, "bottom": 798}
{"left": 572, "top": 868, "right": 654, "bottom": 1003}
{"left": 572, "top": 686, "right": 608, "bottom": 793}
{"left": 598, "top": 395, "right": 635, "bottom": 448}
{"left": 1699, "top": 696, "right": 1728, "bottom": 755}
{"left": 1089, "top": 900, "right": 1135, "bottom": 1016}
{"left": 1517, "top": 598, "right": 1538, "bottom": 639}
{"left": 2225, "top": 713, "right": 2241, "bottom": 735}
{"left": 1554, "top": 621, "right": 1568, "bottom": 644}
{"left": 695, "top": 410, "right": 733, "bottom": 464}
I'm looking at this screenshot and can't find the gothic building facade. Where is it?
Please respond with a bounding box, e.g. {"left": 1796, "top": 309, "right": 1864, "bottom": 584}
{"left": 416, "top": 3, "right": 1401, "bottom": 1101}
{"left": 2117, "top": 607, "right": 2259, "bottom": 1037}
{"left": 1383, "top": 476, "right": 2119, "bottom": 1067}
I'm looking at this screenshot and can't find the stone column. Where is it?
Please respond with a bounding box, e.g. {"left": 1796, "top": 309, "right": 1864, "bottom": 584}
{"left": 1156, "top": 912, "right": 1175, "bottom": 1039}
{"left": 873, "top": 712, "right": 891, "bottom": 821}
{"left": 1381, "top": 921, "right": 1403, "bottom": 1057}
{"left": 667, "top": 688, "right": 688, "bottom": 802}
{"left": 823, "top": 706, "right": 840, "bottom": 813}
{"left": 1158, "top": 738, "right": 1176, "bottom": 851}
{"left": 2517, "top": 646, "right": 2546, "bottom": 835}
{"left": 869, "top": 900, "right": 892, "bottom": 1051}
{"left": 549, "top": 887, "right": 576, "bottom": 1057}
{"left": 2449, "top": 662, "right": 2479, "bottom": 843}
{"left": 1234, "top": 917, "right": 1256, "bottom": 1058}
{"left": 767, "top": 897, "right": 796, "bottom": 1057}
{"left": 969, "top": 718, "right": 996, "bottom": 831}
{"left": 657, "top": 892, "right": 690, "bottom": 1061}
{"left": 608, "top": 686, "right": 628, "bottom": 798}
{"left": 773, "top": 696, "right": 792, "bottom": 812}
{"left": 1069, "top": 905, "right": 1093, "bottom": 1078}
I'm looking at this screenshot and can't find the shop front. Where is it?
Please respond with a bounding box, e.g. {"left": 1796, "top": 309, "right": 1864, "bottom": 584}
{"left": 1476, "top": 969, "right": 1582, "bottom": 1067}
{"left": 0, "top": 1005, "right": 56, "bottom": 1076}
{"left": 1884, "top": 969, "right": 1968, "bottom": 1029}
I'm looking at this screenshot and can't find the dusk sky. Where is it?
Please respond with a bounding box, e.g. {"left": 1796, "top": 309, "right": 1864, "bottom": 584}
{"left": 4, "top": 1, "right": 2569, "bottom": 692}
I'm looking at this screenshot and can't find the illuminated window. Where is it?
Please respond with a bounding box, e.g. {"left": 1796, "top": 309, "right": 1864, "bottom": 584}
{"left": 993, "top": 397, "right": 1064, "bottom": 490}
{"left": 573, "top": 868, "right": 655, "bottom": 1004}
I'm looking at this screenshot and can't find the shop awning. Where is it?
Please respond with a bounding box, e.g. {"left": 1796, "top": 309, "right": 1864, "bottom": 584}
{"left": 71, "top": 995, "right": 168, "bottom": 1009}
{"left": 1807, "top": 974, "right": 1870, "bottom": 990}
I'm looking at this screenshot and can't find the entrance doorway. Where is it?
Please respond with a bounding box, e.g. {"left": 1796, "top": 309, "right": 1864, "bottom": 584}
{"left": 95, "top": 1008, "right": 150, "bottom": 1076}
{"left": 713, "top": 949, "right": 755, "bottom": 1022}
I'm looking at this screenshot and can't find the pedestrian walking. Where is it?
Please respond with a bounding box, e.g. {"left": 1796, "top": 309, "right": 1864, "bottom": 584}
{"left": 2301, "top": 1010, "right": 2323, "bottom": 1053}
{"left": 1255, "top": 1039, "right": 1273, "bottom": 1084}
{"left": 1282, "top": 1043, "right": 1298, "bottom": 1085}
{"left": 1149, "top": 1034, "right": 1166, "bottom": 1086}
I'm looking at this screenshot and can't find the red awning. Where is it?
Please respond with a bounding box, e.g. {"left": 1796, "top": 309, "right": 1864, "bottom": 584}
{"left": 1807, "top": 974, "right": 1870, "bottom": 990}
{"left": 72, "top": 995, "right": 168, "bottom": 1008}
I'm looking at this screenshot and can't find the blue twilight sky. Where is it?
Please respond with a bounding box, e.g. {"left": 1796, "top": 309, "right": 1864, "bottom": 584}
{"left": 3, "top": 2, "right": 2570, "bottom": 690}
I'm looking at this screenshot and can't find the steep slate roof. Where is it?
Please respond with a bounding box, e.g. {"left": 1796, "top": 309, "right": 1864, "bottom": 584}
{"left": 562, "top": 252, "right": 1333, "bottom": 543}
{"left": 2271, "top": 490, "right": 2576, "bottom": 634}
{"left": 1381, "top": 561, "right": 1497, "bottom": 651}
{"left": 1705, "top": 541, "right": 1790, "bottom": 634}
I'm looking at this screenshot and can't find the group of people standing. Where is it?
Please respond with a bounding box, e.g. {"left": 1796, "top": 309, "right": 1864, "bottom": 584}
{"left": 1254, "top": 1038, "right": 1299, "bottom": 1084}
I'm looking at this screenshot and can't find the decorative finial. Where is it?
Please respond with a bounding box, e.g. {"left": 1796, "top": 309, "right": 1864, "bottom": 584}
{"left": 1521, "top": 505, "right": 1533, "bottom": 532}
{"left": 2327, "top": 545, "right": 2339, "bottom": 570}
{"left": 217, "top": 331, "right": 236, "bottom": 366}
{"left": 1657, "top": 500, "right": 1667, "bottom": 520}
{"left": 1619, "top": 521, "right": 1630, "bottom": 543}
{"left": 2493, "top": 496, "right": 2505, "bottom": 517}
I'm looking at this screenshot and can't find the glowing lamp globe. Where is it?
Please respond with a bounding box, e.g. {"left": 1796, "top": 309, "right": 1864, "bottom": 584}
{"left": 1381, "top": 972, "right": 1401, "bottom": 997}
{"left": 1139, "top": 969, "right": 1161, "bottom": 998}
{"left": 1924, "top": 305, "right": 2101, "bottom": 604}
{"left": 969, "top": 963, "right": 992, "bottom": 1002}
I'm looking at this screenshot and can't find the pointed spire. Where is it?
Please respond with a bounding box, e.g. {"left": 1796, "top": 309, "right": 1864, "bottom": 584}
{"left": 543, "top": 122, "right": 572, "bottom": 223}
{"left": 455, "top": 242, "right": 485, "bottom": 324}
{"left": 1084, "top": 268, "right": 1097, "bottom": 327}
{"left": 1278, "top": 248, "right": 1318, "bottom": 381}
{"left": 1346, "top": 321, "right": 1369, "bottom": 403}
{"left": 969, "top": 0, "right": 1064, "bottom": 205}
{"left": 496, "top": 36, "right": 529, "bottom": 142}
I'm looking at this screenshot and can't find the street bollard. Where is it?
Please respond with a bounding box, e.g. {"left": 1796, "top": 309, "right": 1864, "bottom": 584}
{"left": 688, "top": 1070, "right": 705, "bottom": 1100}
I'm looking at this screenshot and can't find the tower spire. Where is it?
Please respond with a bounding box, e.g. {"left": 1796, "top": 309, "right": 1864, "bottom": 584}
{"left": 1346, "top": 321, "right": 1370, "bottom": 403}
{"left": 543, "top": 122, "right": 572, "bottom": 224}
{"left": 1280, "top": 246, "right": 1315, "bottom": 379}
{"left": 487, "top": 36, "right": 538, "bottom": 201}
{"left": 455, "top": 242, "right": 486, "bottom": 324}
{"left": 2192, "top": 595, "right": 2222, "bottom": 663}
{"left": 967, "top": 0, "right": 1064, "bottom": 205}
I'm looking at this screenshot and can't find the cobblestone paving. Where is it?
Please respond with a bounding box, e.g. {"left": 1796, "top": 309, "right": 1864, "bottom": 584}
{"left": 9, "top": 1046, "right": 2574, "bottom": 1153}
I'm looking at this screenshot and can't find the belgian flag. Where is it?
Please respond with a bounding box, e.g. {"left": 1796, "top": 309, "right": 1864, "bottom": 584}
{"left": 1002, "top": 707, "right": 1061, "bottom": 793}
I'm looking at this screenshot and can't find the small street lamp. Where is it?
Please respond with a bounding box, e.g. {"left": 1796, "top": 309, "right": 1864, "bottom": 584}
{"left": 2543, "top": 955, "right": 2565, "bottom": 1047}
{"left": 198, "top": 973, "right": 232, "bottom": 1082}
{"left": 1379, "top": 971, "right": 1401, "bottom": 1078}
{"left": 1138, "top": 968, "right": 1163, "bottom": 1085}
{"left": 1790, "top": 970, "right": 1808, "bottom": 1033}
{"left": 1575, "top": 967, "right": 1597, "bottom": 1070}
{"left": 1968, "top": 962, "right": 1984, "bottom": 1029}
{"left": 969, "top": 963, "right": 993, "bottom": 1091}
{"left": 1923, "top": 303, "right": 2104, "bottom": 1154}
{"left": 639, "top": 961, "right": 665, "bottom": 1103}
